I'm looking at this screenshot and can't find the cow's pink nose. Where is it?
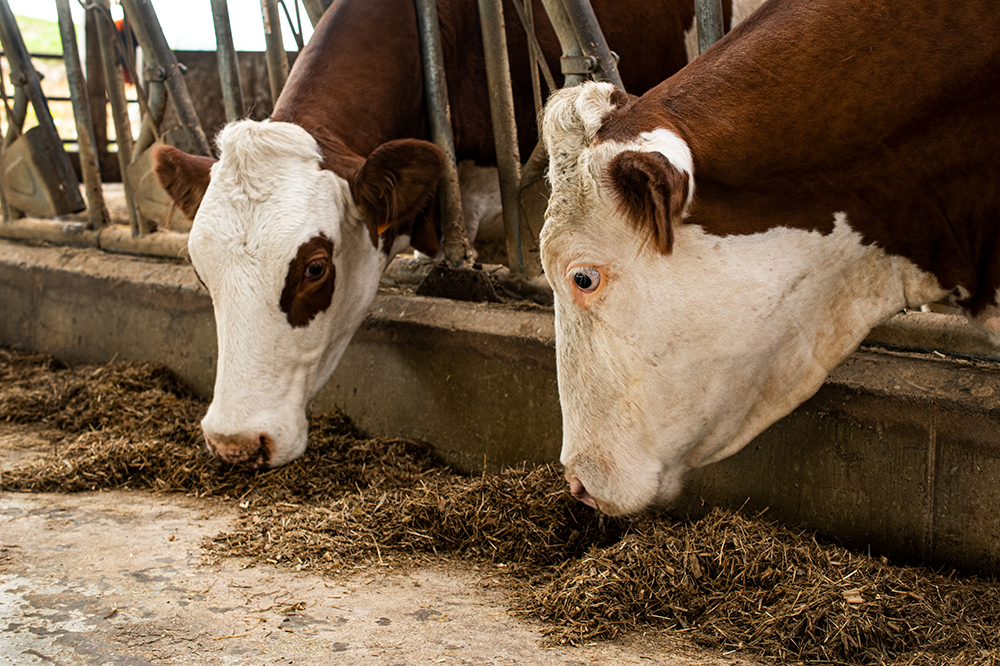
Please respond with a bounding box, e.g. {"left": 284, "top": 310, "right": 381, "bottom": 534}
{"left": 568, "top": 477, "right": 598, "bottom": 509}
{"left": 204, "top": 432, "right": 274, "bottom": 469}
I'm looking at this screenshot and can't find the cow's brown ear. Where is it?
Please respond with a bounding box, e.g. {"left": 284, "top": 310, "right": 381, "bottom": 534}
{"left": 151, "top": 144, "right": 216, "bottom": 221}
{"left": 351, "top": 139, "right": 445, "bottom": 249}
{"left": 607, "top": 150, "right": 690, "bottom": 255}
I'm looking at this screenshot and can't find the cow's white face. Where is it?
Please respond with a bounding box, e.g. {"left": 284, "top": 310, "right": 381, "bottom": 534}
{"left": 187, "top": 122, "right": 383, "bottom": 468}
{"left": 540, "top": 83, "right": 948, "bottom": 515}
{"left": 156, "top": 121, "right": 443, "bottom": 468}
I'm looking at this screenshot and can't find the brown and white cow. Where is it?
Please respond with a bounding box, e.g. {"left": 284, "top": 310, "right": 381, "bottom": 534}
{"left": 541, "top": 0, "right": 1000, "bottom": 515}
{"left": 153, "top": 0, "right": 707, "bottom": 468}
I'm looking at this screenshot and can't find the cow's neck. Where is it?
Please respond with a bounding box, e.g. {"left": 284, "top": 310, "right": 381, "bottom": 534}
{"left": 600, "top": 0, "right": 1000, "bottom": 314}
{"left": 270, "top": 0, "right": 428, "bottom": 179}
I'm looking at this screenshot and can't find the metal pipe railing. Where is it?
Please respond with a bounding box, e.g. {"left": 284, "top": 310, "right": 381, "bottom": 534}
{"left": 261, "top": 0, "right": 290, "bottom": 103}
{"left": 413, "top": 0, "right": 469, "bottom": 266}
{"left": 93, "top": 0, "right": 140, "bottom": 233}
{"left": 55, "top": 0, "right": 109, "bottom": 230}
{"left": 558, "top": 0, "right": 622, "bottom": 88}
{"left": 121, "top": 0, "right": 211, "bottom": 157}
{"left": 477, "top": 0, "right": 524, "bottom": 275}
{"left": 0, "top": 0, "right": 84, "bottom": 214}
{"left": 211, "top": 0, "right": 245, "bottom": 123}
{"left": 695, "top": 0, "right": 725, "bottom": 54}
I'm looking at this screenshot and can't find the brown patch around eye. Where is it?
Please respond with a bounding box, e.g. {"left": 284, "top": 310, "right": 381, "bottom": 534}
{"left": 279, "top": 234, "right": 336, "bottom": 327}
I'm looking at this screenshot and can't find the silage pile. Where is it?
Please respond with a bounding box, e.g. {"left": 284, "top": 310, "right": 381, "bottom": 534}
{"left": 1, "top": 347, "right": 998, "bottom": 665}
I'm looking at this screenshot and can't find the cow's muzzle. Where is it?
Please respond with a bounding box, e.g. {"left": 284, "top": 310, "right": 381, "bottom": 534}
{"left": 203, "top": 431, "right": 274, "bottom": 469}
{"left": 567, "top": 476, "right": 598, "bottom": 509}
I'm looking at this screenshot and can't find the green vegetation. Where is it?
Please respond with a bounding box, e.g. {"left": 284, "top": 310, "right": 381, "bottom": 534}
{"left": 14, "top": 15, "right": 67, "bottom": 56}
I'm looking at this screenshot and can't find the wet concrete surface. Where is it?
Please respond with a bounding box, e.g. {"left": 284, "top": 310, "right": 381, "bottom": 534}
{"left": 0, "top": 433, "right": 756, "bottom": 666}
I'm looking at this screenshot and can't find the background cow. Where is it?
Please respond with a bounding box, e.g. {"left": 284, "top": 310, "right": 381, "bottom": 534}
{"left": 153, "top": 0, "right": 714, "bottom": 468}
{"left": 540, "top": 0, "right": 1000, "bottom": 515}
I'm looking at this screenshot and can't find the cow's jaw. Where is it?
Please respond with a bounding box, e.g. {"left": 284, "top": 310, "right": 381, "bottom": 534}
{"left": 190, "top": 122, "right": 385, "bottom": 469}
{"left": 543, "top": 196, "right": 948, "bottom": 517}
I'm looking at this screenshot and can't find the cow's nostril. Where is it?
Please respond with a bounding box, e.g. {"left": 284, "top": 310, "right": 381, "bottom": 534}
{"left": 568, "top": 477, "right": 598, "bottom": 509}
{"left": 203, "top": 431, "right": 274, "bottom": 469}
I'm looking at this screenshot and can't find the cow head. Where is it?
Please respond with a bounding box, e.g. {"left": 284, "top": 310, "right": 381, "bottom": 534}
{"left": 540, "top": 82, "right": 947, "bottom": 515}
{"left": 154, "top": 121, "right": 443, "bottom": 468}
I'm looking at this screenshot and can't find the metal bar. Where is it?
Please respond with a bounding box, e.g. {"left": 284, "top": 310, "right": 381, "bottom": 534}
{"left": 56, "top": 0, "right": 109, "bottom": 230}
{"left": 509, "top": 0, "right": 556, "bottom": 96}
{"left": 537, "top": 0, "right": 584, "bottom": 86}
{"left": 695, "top": 0, "right": 724, "bottom": 54}
{"left": 299, "top": 0, "right": 331, "bottom": 28}
{"left": 0, "top": 58, "right": 10, "bottom": 221}
{"left": 85, "top": 10, "right": 113, "bottom": 182}
{"left": 412, "top": 0, "right": 468, "bottom": 266}
{"left": 121, "top": 0, "right": 211, "bottom": 157}
{"left": 477, "top": 0, "right": 524, "bottom": 274}
{"left": 133, "top": 78, "right": 167, "bottom": 157}
{"left": 3, "top": 84, "right": 27, "bottom": 148}
{"left": 558, "top": 0, "right": 622, "bottom": 88}
{"left": 277, "top": 0, "right": 305, "bottom": 51}
{"left": 211, "top": 0, "right": 245, "bottom": 122}
{"left": 94, "top": 0, "right": 140, "bottom": 234}
{"left": 261, "top": 0, "right": 289, "bottom": 103}
{"left": 0, "top": 217, "right": 189, "bottom": 258}
{"left": 523, "top": 0, "right": 542, "bottom": 118}
{"left": 0, "top": 0, "right": 84, "bottom": 206}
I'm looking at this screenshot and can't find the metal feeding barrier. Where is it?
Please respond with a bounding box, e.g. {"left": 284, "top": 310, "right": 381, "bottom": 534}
{"left": 0, "top": 0, "right": 725, "bottom": 287}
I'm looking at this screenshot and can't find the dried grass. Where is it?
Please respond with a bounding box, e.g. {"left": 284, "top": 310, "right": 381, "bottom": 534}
{"left": 1, "top": 347, "right": 998, "bottom": 665}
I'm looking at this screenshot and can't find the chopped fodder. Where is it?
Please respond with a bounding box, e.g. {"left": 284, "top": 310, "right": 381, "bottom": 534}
{"left": 2, "top": 347, "right": 999, "bottom": 665}
{"left": 0, "top": 347, "right": 435, "bottom": 500}
{"left": 513, "top": 509, "right": 1000, "bottom": 665}
{"left": 208, "top": 464, "right": 623, "bottom": 571}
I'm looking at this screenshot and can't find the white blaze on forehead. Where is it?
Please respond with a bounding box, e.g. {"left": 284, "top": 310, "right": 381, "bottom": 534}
{"left": 189, "top": 121, "right": 355, "bottom": 307}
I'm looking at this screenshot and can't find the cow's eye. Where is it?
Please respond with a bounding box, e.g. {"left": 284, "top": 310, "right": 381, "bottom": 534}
{"left": 572, "top": 268, "right": 601, "bottom": 293}
{"left": 304, "top": 259, "right": 328, "bottom": 282}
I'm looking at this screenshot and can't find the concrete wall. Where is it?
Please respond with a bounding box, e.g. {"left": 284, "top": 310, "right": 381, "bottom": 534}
{"left": 2, "top": 238, "right": 998, "bottom": 573}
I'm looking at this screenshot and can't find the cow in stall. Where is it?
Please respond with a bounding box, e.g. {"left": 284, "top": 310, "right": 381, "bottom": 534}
{"left": 540, "top": 0, "right": 1000, "bottom": 515}
{"left": 152, "top": 0, "right": 717, "bottom": 468}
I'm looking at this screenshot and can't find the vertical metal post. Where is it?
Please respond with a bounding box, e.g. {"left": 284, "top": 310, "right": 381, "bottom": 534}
{"left": 695, "top": 0, "right": 724, "bottom": 54}
{"left": 121, "top": 0, "right": 211, "bottom": 157}
{"left": 261, "top": 0, "right": 289, "bottom": 103}
{"left": 0, "top": 71, "right": 12, "bottom": 220}
{"left": 522, "top": 0, "right": 542, "bottom": 119}
{"left": 0, "top": 0, "right": 84, "bottom": 206}
{"left": 85, "top": 11, "right": 112, "bottom": 181}
{"left": 56, "top": 0, "right": 109, "bottom": 229}
{"left": 211, "top": 0, "right": 244, "bottom": 122}
{"left": 413, "top": 0, "right": 468, "bottom": 266}
{"left": 477, "top": 0, "right": 524, "bottom": 275}
{"left": 94, "top": 0, "right": 140, "bottom": 233}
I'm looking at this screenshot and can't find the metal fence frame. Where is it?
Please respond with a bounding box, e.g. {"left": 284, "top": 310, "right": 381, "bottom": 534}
{"left": 0, "top": 0, "right": 721, "bottom": 269}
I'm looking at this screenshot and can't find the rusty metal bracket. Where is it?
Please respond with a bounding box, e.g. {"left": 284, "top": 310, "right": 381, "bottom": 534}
{"left": 560, "top": 54, "right": 596, "bottom": 76}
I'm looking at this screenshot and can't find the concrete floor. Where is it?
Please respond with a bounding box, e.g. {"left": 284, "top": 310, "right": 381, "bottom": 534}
{"left": 0, "top": 429, "right": 757, "bottom": 666}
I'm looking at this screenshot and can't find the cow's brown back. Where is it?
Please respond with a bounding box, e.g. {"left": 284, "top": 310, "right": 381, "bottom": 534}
{"left": 273, "top": 0, "right": 699, "bottom": 172}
